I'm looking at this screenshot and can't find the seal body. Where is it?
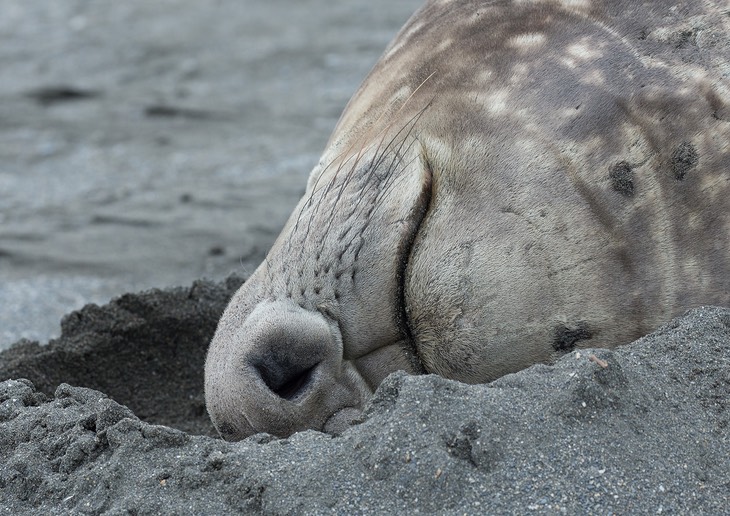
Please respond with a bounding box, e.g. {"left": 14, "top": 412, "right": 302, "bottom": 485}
{"left": 205, "top": 0, "right": 730, "bottom": 440}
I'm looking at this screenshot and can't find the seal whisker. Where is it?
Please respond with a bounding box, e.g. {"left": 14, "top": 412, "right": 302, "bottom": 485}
{"left": 292, "top": 77, "right": 437, "bottom": 258}
{"left": 206, "top": 1, "right": 730, "bottom": 441}
{"left": 318, "top": 73, "right": 436, "bottom": 224}
{"left": 360, "top": 106, "right": 431, "bottom": 222}
{"left": 316, "top": 108, "right": 428, "bottom": 262}
{"left": 288, "top": 142, "right": 366, "bottom": 253}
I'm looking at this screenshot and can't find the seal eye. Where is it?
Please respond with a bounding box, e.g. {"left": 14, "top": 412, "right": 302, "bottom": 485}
{"left": 254, "top": 361, "right": 319, "bottom": 401}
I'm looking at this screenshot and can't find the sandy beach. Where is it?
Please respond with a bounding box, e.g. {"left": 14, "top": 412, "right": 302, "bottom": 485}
{"left": 0, "top": 0, "right": 422, "bottom": 348}
{"left": 1, "top": 1, "right": 729, "bottom": 513}
{"left": 1, "top": 283, "right": 728, "bottom": 513}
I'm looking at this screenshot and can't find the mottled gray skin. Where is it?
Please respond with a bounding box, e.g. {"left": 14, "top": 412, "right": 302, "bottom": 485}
{"left": 205, "top": 0, "right": 730, "bottom": 440}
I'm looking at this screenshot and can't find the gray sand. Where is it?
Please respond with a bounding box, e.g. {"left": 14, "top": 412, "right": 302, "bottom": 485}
{"left": 2, "top": 1, "right": 730, "bottom": 514}
{"left": 1, "top": 280, "right": 728, "bottom": 514}
{"left": 0, "top": 0, "right": 422, "bottom": 348}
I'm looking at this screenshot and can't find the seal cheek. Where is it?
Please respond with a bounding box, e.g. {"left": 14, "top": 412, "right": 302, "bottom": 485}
{"left": 350, "top": 340, "right": 423, "bottom": 390}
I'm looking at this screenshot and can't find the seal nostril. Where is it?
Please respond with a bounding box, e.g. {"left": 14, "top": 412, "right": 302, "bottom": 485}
{"left": 255, "top": 362, "right": 319, "bottom": 401}
{"left": 275, "top": 364, "right": 317, "bottom": 400}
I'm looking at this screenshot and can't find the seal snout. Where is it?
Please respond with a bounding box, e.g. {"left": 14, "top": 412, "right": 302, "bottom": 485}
{"left": 205, "top": 299, "right": 366, "bottom": 440}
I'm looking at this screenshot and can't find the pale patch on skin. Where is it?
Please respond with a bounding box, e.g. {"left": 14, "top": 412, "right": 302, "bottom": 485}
{"left": 508, "top": 33, "right": 547, "bottom": 51}
{"left": 509, "top": 63, "right": 531, "bottom": 85}
{"left": 477, "top": 69, "right": 495, "bottom": 84}
{"left": 556, "top": 106, "right": 582, "bottom": 121}
{"left": 566, "top": 40, "right": 603, "bottom": 61}
{"left": 482, "top": 89, "right": 511, "bottom": 115}
{"left": 560, "top": 57, "right": 578, "bottom": 69}
{"left": 205, "top": 0, "right": 730, "bottom": 440}
{"left": 436, "top": 38, "right": 454, "bottom": 53}
{"left": 513, "top": 0, "right": 593, "bottom": 13}
{"left": 382, "top": 20, "right": 427, "bottom": 61}
{"left": 390, "top": 86, "right": 415, "bottom": 110}
{"left": 578, "top": 68, "right": 607, "bottom": 86}
{"left": 559, "top": 0, "right": 593, "bottom": 11}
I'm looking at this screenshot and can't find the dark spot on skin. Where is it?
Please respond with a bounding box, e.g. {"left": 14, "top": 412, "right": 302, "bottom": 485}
{"left": 334, "top": 291, "right": 340, "bottom": 300}
{"left": 208, "top": 245, "right": 225, "bottom": 256}
{"left": 674, "top": 29, "right": 697, "bottom": 49}
{"left": 671, "top": 142, "right": 699, "bottom": 180}
{"left": 609, "top": 161, "right": 635, "bottom": 197}
{"left": 314, "top": 287, "right": 321, "bottom": 295}
{"left": 553, "top": 322, "right": 593, "bottom": 352}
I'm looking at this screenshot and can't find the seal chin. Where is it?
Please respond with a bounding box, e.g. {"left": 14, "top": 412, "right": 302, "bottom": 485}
{"left": 322, "top": 406, "right": 365, "bottom": 435}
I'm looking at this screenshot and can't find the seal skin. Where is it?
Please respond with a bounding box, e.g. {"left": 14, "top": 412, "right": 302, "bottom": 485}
{"left": 205, "top": 0, "right": 730, "bottom": 440}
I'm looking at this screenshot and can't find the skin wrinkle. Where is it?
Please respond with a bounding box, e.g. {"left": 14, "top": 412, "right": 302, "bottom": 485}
{"left": 205, "top": 0, "right": 730, "bottom": 439}
{"left": 297, "top": 99, "right": 432, "bottom": 270}
{"left": 283, "top": 100, "right": 436, "bottom": 316}
{"left": 264, "top": 106, "right": 434, "bottom": 361}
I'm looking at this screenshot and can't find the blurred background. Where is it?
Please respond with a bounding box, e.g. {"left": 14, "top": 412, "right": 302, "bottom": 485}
{"left": 0, "top": 0, "right": 422, "bottom": 349}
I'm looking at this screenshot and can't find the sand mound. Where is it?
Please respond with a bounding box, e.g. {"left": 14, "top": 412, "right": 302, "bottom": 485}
{"left": 1, "top": 279, "right": 728, "bottom": 513}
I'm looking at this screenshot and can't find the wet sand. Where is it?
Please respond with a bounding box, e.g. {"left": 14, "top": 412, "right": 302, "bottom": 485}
{"left": 0, "top": 0, "right": 422, "bottom": 348}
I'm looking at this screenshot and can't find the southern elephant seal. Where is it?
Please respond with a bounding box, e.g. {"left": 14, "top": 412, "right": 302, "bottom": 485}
{"left": 205, "top": 0, "right": 730, "bottom": 440}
